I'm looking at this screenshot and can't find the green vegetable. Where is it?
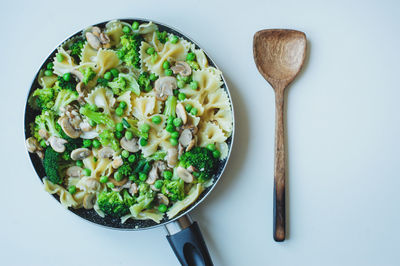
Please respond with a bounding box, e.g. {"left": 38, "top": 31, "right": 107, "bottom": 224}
{"left": 47, "top": 62, "right": 54, "bottom": 70}
{"left": 177, "top": 80, "right": 185, "bottom": 89}
{"left": 163, "top": 171, "right": 173, "bottom": 180}
{"left": 122, "top": 118, "right": 131, "bottom": 128}
{"left": 164, "top": 95, "right": 177, "bottom": 117}
{"left": 123, "top": 25, "right": 131, "bottom": 34}
{"left": 125, "top": 130, "right": 133, "bottom": 140}
{"left": 44, "top": 70, "right": 53, "bottom": 76}
{"left": 97, "top": 190, "right": 134, "bottom": 218}
{"left": 30, "top": 87, "right": 56, "bottom": 110}
{"left": 152, "top": 115, "right": 162, "bottom": 124}
{"left": 33, "top": 110, "right": 61, "bottom": 141}
{"left": 108, "top": 73, "right": 140, "bottom": 96}
{"left": 118, "top": 33, "right": 143, "bottom": 68}
{"left": 80, "top": 105, "right": 115, "bottom": 129}
{"left": 115, "top": 131, "right": 122, "bottom": 139}
{"left": 52, "top": 89, "right": 78, "bottom": 114}
{"left": 83, "top": 168, "right": 91, "bottom": 176}
{"left": 156, "top": 31, "right": 168, "bottom": 44}
{"left": 132, "top": 21, "right": 139, "bottom": 30}
{"left": 139, "top": 138, "right": 148, "bottom": 146}
{"left": 180, "top": 147, "right": 218, "bottom": 182}
{"left": 56, "top": 76, "right": 76, "bottom": 91}
{"left": 137, "top": 72, "right": 151, "bottom": 92}
{"left": 139, "top": 172, "right": 147, "bottom": 181}
{"left": 43, "top": 147, "right": 63, "bottom": 184}
{"left": 213, "top": 150, "right": 221, "bottom": 158}
{"left": 178, "top": 93, "right": 186, "bottom": 101}
{"left": 116, "top": 122, "right": 124, "bottom": 132}
{"left": 69, "top": 38, "right": 85, "bottom": 61}
{"left": 187, "top": 61, "right": 200, "bottom": 70}
{"left": 115, "top": 107, "right": 124, "bottom": 116}
{"left": 163, "top": 60, "right": 170, "bottom": 69}
{"left": 173, "top": 118, "right": 182, "bottom": 127}
{"left": 190, "top": 107, "right": 198, "bottom": 116}
{"left": 123, "top": 118, "right": 148, "bottom": 139}
{"left": 148, "top": 151, "right": 167, "bottom": 161}
{"left": 56, "top": 53, "right": 64, "bottom": 62}
{"left": 206, "top": 143, "right": 216, "bottom": 151}
{"left": 76, "top": 160, "right": 83, "bottom": 167}
{"left": 162, "top": 178, "right": 185, "bottom": 201}
{"left": 107, "top": 182, "right": 115, "bottom": 188}
{"left": 170, "top": 35, "right": 179, "bottom": 44}
{"left": 146, "top": 47, "right": 155, "bottom": 55}
{"left": 129, "top": 175, "right": 137, "bottom": 181}
{"left": 190, "top": 80, "right": 198, "bottom": 90}
{"left": 83, "top": 139, "right": 92, "bottom": 148}
{"left": 110, "top": 68, "right": 119, "bottom": 78}
{"left": 121, "top": 150, "right": 130, "bottom": 158}
{"left": 158, "top": 204, "right": 167, "bottom": 213}
{"left": 92, "top": 139, "right": 101, "bottom": 149}
{"left": 128, "top": 154, "right": 136, "bottom": 163}
{"left": 149, "top": 73, "right": 158, "bottom": 81}
{"left": 97, "top": 78, "right": 108, "bottom": 87}
{"left": 154, "top": 180, "right": 163, "bottom": 189}
{"left": 165, "top": 69, "right": 173, "bottom": 76}
{"left": 186, "top": 52, "right": 196, "bottom": 61}
{"left": 185, "top": 104, "right": 193, "bottom": 112}
{"left": 140, "top": 123, "right": 150, "bottom": 133}
{"left": 130, "top": 183, "right": 155, "bottom": 216}
{"left": 63, "top": 73, "right": 71, "bottom": 82}
{"left": 170, "top": 131, "right": 179, "bottom": 139}
{"left": 100, "top": 176, "right": 108, "bottom": 183}
{"left": 119, "top": 101, "right": 127, "bottom": 110}
{"left": 170, "top": 138, "right": 178, "bottom": 146}
{"left": 98, "top": 130, "right": 120, "bottom": 151}
{"left": 166, "top": 124, "right": 175, "bottom": 133}
{"left": 68, "top": 186, "right": 76, "bottom": 194}
{"left": 81, "top": 67, "right": 96, "bottom": 85}
{"left": 104, "top": 72, "right": 112, "bottom": 81}
{"left": 114, "top": 171, "right": 123, "bottom": 181}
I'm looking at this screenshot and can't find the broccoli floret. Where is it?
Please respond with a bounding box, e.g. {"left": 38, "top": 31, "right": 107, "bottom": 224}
{"left": 43, "top": 147, "right": 63, "bottom": 184}
{"left": 97, "top": 190, "right": 135, "bottom": 218}
{"left": 108, "top": 73, "right": 140, "bottom": 96}
{"left": 137, "top": 72, "right": 151, "bottom": 92}
{"left": 164, "top": 95, "right": 177, "bottom": 118}
{"left": 162, "top": 178, "right": 185, "bottom": 201}
{"left": 34, "top": 110, "right": 61, "bottom": 140}
{"left": 118, "top": 33, "right": 143, "bottom": 69}
{"left": 97, "top": 77, "right": 109, "bottom": 87}
{"left": 80, "top": 105, "right": 115, "bottom": 129}
{"left": 56, "top": 76, "right": 76, "bottom": 91}
{"left": 130, "top": 183, "right": 155, "bottom": 216}
{"left": 81, "top": 67, "right": 96, "bottom": 85}
{"left": 179, "top": 147, "right": 217, "bottom": 182}
{"left": 148, "top": 150, "right": 166, "bottom": 161}
{"left": 156, "top": 31, "right": 168, "bottom": 44}
{"left": 124, "top": 118, "right": 149, "bottom": 139}
{"left": 98, "top": 130, "right": 120, "bottom": 150}
{"left": 30, "top": 87, "right": 56, "bottom": 110}
{"left": 52, "top": 89, "right": 78, "bottom": 115}
{"left": 70, "top": 38, "right": 85, "bottom": 57}
{"left": 117, "top": 162, "right": 133, "bottom": 177}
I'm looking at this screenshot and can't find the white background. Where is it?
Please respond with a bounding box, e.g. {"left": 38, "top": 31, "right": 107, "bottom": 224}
{"left": 1, "top": 0, "right": 400, "bottom": 265}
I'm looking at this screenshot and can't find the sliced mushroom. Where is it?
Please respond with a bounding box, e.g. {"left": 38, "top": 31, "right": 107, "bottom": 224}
{"left": 146, "top": 164, "right": 159, "bottom": 185}
{"left": 86, "top": 32, "right": 101, "bottom": 50}
{"left": 79, "top": 120, "right": 92, "bottom": 132}
{"left": 38, "top": 129, "right": 49, "bottom": 140}
{"left": 167, "top": 148, "right": 178, "bottom": 167}
{"left": 91, "top": 26, "right": 101, "bottom": 37}
{"left": 186, "top": 138, "right": 196, "bottom": 152}
{"left": 187, "top": 165, "right": 197, "bottom": 173}
{"left": 171, "top": 61, "right": 192, "bottom": 77}
{"left": 48, "top": 136, "right": 67, "bottom": 153}
{"left": 66, "top": 166, "right": 83, "bottom": 178}
{"left": 120, "top": 137, "right": 140, "bottom": 153}
{"left": 150, "top": 184, "right": 160, "bottom": 192}
{"left": 129, "top": 183, "right": 138, "bottom": 196}
{"left": 71, "top": 69, "right": 84, "bottom": 82}
{"left": 84, "top": 178, "right": 101, "bottom": 191}
{"left": 176, "top": 166, "right": 194, "bottom": 183}
{"left": 179, "top": 129, "right": 193, "bottom": 147}
{"left": 98, "top": 147, "right": 114, "bottom": 159}
{"left": 156, "top": 193, "right": 169, "bottom": 206}
{"left": 70, "top": 148, "right": 91, "bottom": 160}
{"left": 59, "top": 116, "right": 81, "bottom": 139}
{"left": 112, "top": 156, "right": 123, "bottom": 169}
{"left": 178, "top": 143, "right": 184, "bottom": 158}
{"left": 83, "top": 193, "right": 96, "bottom": 209}
{"left": 26, "top": 137, "right": 40, "bottom": 153}
{"left": 154, "top": 76, "right": 176, "bottom": 101}
{"left": 76, "top": 81, "right": 85, "bottom": 95}
{"left": 99, "top": 32, "right": 110, "bottom": 44}
{"left": 36, "top": 150, "right": 44, "bottom": 159}
{"left": 176, "top": 103, "right": 187, "bottom": 125}
{"left": 110, "top": 177, "right": 128, "bottom": 186}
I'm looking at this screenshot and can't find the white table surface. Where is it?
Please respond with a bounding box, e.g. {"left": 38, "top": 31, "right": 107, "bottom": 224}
{"left": 1, "top": 0, "right": 400, "bottom": 265}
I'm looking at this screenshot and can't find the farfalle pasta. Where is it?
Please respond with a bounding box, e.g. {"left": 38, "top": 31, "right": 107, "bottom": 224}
{"left": 26, "top": 20, "right": 232, "bottom": 224}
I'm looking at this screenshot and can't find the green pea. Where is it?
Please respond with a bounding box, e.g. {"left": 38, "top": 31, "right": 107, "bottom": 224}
{"left": 166, "top": 124, "right": 175, "bottom": 133}
{"left": 170, "top": 35, "right": 179, "bottom": 44}
{"left": 117, "top": 50, "right": 125, "bottom": 59}
{"left": 83, "top": 168, "right": 91, "bottom": 176}
{"left": 173, "top": 118, "right": 182, "bottom": 127}
{"left": 63, "top": 73, "right": 71, "bottom": 81}
{"left": 152, "top": 115, "right": 162, "bottom": 124}
{"left": 139, "top": 172, "right": 147, "bottom": 181}
{"left": 170, "top": 137, "right": 178, "bottom": 146}
{"left": 47, "top": 62, "right": 54, "bottom": 70}
{"left": 165, "top": 69, "right": 173, "bottom": 76}
{"left": 158, "top": 204, "right": 167, "bottom": 213}
{"left": 177, "top": 80, "right": 186, "bottom": 89}
{"left": 190, "top": 107, "right": 198, "bottom": 116}
{"left": 185, "top": 104, "right": 193, "bottom": 112}
{"left": 56, "top": 53, "right": 64, "bottom": 62}
{"left": 188, "top": 61, "right": 200, "bottom": 70}
{"left": 146, "top": 47, "right": 155, "bottom": 55}
{"left": 190, "top": 81, "right": 198, "bottom": 90}
{"left": 68, "top": 185, "right": 76, "bottom": 194}
{"left": 107, "top": 182, "right": 115, "bottom": 189}
{"left": 170, "top": 131, "right": 179, "bottom": 139}
{"left": 154, "top": 180, "right": 163, "bottom": 189}
{"left": 89, "top": 120, "right": 97, "bottom": 127}
{"left": 140, "top": 123, "right": 150, "bottom": 133}
{"left": 110, "top": 68, "right": 119, "bottom": 78}
{"left": 144, "top": 85, "right": 152, "bottom": 92}
{"left": 125, "top": 130, "right": 133, "bottom": 140}
{"left": 123, "top": 25, "right": 131, "bottom": 34}
{"left": 83, "top": 139, "right": 92, "bottom": 148}
{"left": 163, "top": 171, "right": 173, "bottom": 180}
{"left": 170, "top": 194, "right": 178, "bottom": 201}
{"left": 115, "top": 131, "right": 123, "bottom": 139}
{"left": 149, "top": 73, "right": 158, "bottom": 81}
{"left": 139, "top": 138, "right": 148, "bottom": 146}
{"left": 115, "top": 107, "right": 124, "bottom": 116}
{"left": 93, "top": 156, "right": 98, "bottom": 162}
{"left": 213, "top": 150, "right": 221, "bottom": 158}
{"left": 186, "top": 52, "right": 196, "bottom": 61}
{"left": 163, "top": 60, "right": 170, "bottom": 69}
{"left": 129, "top": 174, "right": 137, "bottom": 181}
{"left": 206, "top": 143, "right": 216, "bottom": 151}
{"left": 151, "top": 53, "right": 158, "bottom": 63}
{"left": 173, "top": 89, "right": 179, "bottom": 96}
{"left": 132, "top": 21, "right": 139, "bottom": 30}
{"left": 122, "top": 118, "right": 131, "bottom": 128}
{"left": 119, "top": 101, "right": 127, "bottom": 110}
{"left": 44, "top": 70, "right": 53, "bottom": 76}
{"left": 114, "top": 171, "right": 123, "bottom": 181}
{"left": 178, "top": 74, "right": 191, "bottom": 83}
{"left": 128, "top": 154, "right": 136, "bottom": 163}
{"left": 76, "top": 160, "right": 84, "bottom": 167}
{"left": 141, "top": 132, "right": 149, "bottom": 139}
{"left": 121, "top": 150, "right": 130, "bottom": 158}
{"left": 104, "top": 72, "right": 112, "bottom": 80}
{"left": 178, "top": 93, "right": 186, "bottom": 101}
{"left": 40, "top": 139, "right": 47, "bottom": 148}
{"left": 99, "top": 176, "right": 108, "bottom": 183}
{"left": 167, "top": 116, "right": 174, "bottom": 125}
{"left": 116, "top": 122, "right": 124, "bottom": 132}
{"left": 92, "top": 139, "right": 101, "bottom": 149}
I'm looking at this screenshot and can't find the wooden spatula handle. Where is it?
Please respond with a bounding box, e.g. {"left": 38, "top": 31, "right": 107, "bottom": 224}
{"left": 273, "top": 89, "right": 286, "bottom": 242}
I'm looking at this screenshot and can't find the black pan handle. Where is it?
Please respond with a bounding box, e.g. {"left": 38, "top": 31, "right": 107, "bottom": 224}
{"left": 165, "top": 215, "right": 213, "bottom": 266}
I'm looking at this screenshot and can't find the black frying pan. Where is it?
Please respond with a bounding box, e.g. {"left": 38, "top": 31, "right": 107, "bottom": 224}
{"left": 24, "top": 18, "right": 234, "bottom": 266}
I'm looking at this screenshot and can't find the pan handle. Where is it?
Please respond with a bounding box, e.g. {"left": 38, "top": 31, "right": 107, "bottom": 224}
{"left": 165, "top": 215, "right": 213, "bottom": 266}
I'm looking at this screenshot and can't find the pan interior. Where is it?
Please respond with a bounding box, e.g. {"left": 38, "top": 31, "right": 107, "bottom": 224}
{"left": 24, "top": 18, "right": 234, "bottom": 230}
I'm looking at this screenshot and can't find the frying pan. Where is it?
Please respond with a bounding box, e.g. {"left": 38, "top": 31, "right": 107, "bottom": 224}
{"left": 24, "top": 19, "right": 234, "bottom": 266}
